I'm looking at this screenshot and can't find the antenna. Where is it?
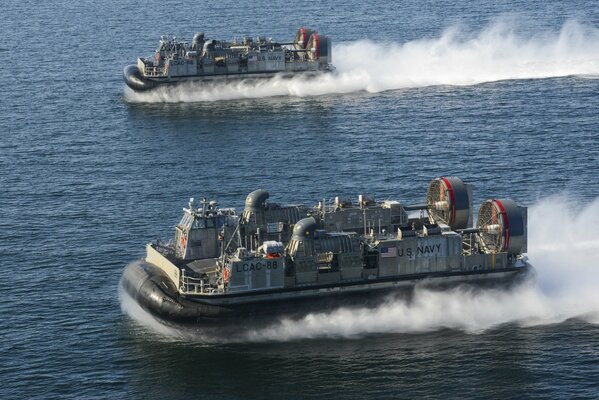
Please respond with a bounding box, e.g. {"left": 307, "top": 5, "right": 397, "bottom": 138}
{"left": 200, "top": 197, "right": 208, "bottom": 214}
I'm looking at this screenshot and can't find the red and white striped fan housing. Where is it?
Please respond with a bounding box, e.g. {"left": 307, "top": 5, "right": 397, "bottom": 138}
{"left": 476, "top": 199, "right": 526, "bottom": 254}
{"left": 426, "top": 176, "right": 472, "bottom": 230}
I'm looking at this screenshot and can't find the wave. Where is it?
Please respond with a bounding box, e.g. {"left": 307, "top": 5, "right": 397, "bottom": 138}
{"left": 125, "top": 19, "right": 599, "bottom": 103}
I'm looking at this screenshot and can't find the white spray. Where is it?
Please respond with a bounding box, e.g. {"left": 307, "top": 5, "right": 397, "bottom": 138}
{"left": 120, "top": 195, "right": 599, "bottom": 342}
{"left": 241, "top": 195, "right": 599, "bottom": 341}
{"left": 125, "top": 19, "right": 599, "bottom": 103}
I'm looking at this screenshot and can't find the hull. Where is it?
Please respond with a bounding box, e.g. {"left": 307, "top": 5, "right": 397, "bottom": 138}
{"left": 121, "top": 260, "right": 534, "bottom": 325}
{"left": 123, "top": 64, "right": 331, "bottom": 92}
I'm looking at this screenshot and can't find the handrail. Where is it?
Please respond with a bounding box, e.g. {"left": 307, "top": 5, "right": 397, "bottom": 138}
{"left": 180, "top": 269, "right": 214, "bottom": 294}
{"left": 143, "top": 66, "right": 167, "bottom": 77}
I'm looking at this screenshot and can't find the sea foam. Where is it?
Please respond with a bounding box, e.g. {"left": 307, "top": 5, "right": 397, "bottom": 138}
{"left": 120, "top": 195, "right": 599, "bottom": 342}
{"left": 125, "top": 19, "right": 599, "bottom": 103}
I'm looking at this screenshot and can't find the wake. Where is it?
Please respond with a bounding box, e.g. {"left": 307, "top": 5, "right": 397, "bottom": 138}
{"left": 125, "top": 19, "right": 599, "bottom": 103}
{"left": 121, "top": 195, "right": 599, "bottom": 342}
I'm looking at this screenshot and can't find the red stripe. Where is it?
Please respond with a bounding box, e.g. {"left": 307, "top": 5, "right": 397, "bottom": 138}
{"left": 441, "top": 177, "right": 456, "bottom": 225}
{"left": 494, "top": 199, "right": 510, "bottom": 251}
{"left": 300, "top": 28, "right": 307, "bottom": 48}
{"left": 313, "top": 33, "right": 320, "bottom": 59}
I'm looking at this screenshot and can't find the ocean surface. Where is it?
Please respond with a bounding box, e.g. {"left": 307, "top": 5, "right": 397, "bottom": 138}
{"left": 2, "top": 0, "right": 599, "bottom": 398}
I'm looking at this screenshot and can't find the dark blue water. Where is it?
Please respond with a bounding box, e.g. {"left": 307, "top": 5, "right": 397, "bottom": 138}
{"left": 2, "top": 0, "right": 599, "bottom": 399}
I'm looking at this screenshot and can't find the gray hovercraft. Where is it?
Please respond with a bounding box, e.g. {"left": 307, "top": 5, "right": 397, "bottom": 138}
{"left": 123, "top": 27, "right": 333, "bottom": 91}
{"left": 121, "top": 177, "right": 532, "bottom": 324}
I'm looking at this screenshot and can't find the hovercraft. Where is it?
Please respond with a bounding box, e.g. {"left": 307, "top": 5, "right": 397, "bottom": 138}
{"left": 121, "top": 177, "right": 532, "bottom": 324}
{"left": 123, "top": 28, "right": 333, "bottom": 91}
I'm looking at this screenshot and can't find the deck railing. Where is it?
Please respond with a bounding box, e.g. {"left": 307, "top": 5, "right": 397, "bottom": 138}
{"left": 143, "top": 66, "right": 167, "bottom": 77}
{"left": 180, "top": 270, "right": 214, "bottom": 294}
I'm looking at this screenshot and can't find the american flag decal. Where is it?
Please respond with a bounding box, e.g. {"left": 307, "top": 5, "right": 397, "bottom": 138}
{"left": 380, "top": 247, "right": 397, "bottom": 258}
